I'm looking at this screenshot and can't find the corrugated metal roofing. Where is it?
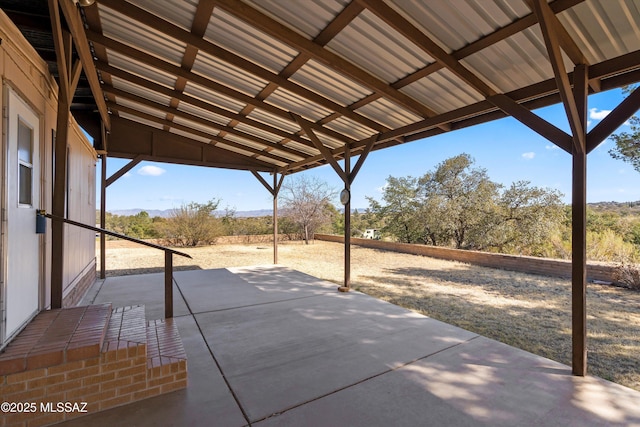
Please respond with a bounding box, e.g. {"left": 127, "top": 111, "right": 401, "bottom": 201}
{"left": 247, "top": 0, "right": 350, "bottom": 39}
{"left": 127, "top": 0, "right": 198, "bottom": 32}
{"left": 72, "top": 0, "right": 640, "bottom": 174}
{"left": 326, "top": 9, "right": 432, "bottom": 83}
{"left": 106, "top": 50, "right": 177, "bottom": 89}
{"left": 99, "top": 4, "right": 187, "bottom": 66}
{"left": 289, "top": 60, "right": 372, "bottom": 107}
{"left": 192, "top": 50, "right": 269, "bottom": 97}
{"left": 206, "top": 8, "right": 299, "bottom": 74}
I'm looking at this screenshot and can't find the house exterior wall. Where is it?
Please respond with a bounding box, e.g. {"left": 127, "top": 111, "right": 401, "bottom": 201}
{"left": 0, "top": 10, "right": 97, "bottom": 315}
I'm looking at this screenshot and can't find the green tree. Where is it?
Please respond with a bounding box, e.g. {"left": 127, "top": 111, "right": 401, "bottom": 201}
{"left": 367, "top": 176, "right": 421, "bottom": 243}
{"left": 609, "top": 85, "right": 640, "bottom": 172}
{"left": 369, "top": 154, "right": 565, "bottom": 253}
{"left": 417, "top": 154, "right": 500, "bottom": 249}
{"left": 159, "top": 199, "right": 222, "bottom": 247}
{"left": 486, "top": 181, "right": 564, "bottom": 254}
{"left": 279, "top": 175, "right": 337, "bottom": 244}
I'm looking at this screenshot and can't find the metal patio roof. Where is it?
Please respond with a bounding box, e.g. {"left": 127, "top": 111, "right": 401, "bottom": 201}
{"left": 3, "top": 0, "right": 640, "bottom": 173}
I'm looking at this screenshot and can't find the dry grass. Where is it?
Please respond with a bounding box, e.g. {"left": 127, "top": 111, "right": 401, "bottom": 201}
{"left": 99, "top": 239, "right": 640, "bottom": 392}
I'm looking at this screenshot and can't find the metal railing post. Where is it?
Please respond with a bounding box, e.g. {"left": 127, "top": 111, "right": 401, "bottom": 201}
{"left": 165, "top": 251, "right": 173, "bottom": 319}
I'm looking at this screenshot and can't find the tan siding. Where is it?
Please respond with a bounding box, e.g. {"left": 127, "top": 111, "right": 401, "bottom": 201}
{"left": 0, "top": 10, "right": 97, "bottom": 310}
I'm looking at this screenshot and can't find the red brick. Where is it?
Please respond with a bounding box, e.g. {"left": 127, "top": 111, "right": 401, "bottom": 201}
{"left": 0, "top": 357, "right": 26, "bottom": 376}
{"left": 26, "top": 350, "right": 63, "bottom": 370}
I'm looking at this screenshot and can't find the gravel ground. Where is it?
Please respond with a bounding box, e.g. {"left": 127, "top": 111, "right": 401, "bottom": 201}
{"left": 98, "top": 239, "right": 640, "bottom": 392}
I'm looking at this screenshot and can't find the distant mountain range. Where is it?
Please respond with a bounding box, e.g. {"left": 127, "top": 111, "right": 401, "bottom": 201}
{"left": 107, "top": 208, "right": 274, "bottom": 218}
{"left": 106, "top": 201, "right": 640, "bottom": 219}
{"left": 106, "top": 207, "right": 368, "bottom": 218}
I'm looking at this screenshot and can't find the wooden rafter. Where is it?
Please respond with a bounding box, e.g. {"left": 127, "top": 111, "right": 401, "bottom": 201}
{"left": 106, "top": 155, "right": 145, "bottom": 187}
{"left": 57, "top": 0, "right": 110, "bottom": 129}
{"left": 106, "top": 102, "right": 294, "bottom": 165}
{"left": 103, "top": 85, "right": 306, "bottom": 160}
{"left": 531, "top": 0, "right": 586, "bottom": 153}
{"left": 293, "top": 114, "right": 347, "bottom": 182}
{"left": 92, "top": 0, "right": 390, "bottom": 134}
{"left": 587, "top": 86, "right": 640, "bottom": 153}
{"left": 87, "top": 31, "right": 357, "bottom": 148}
{"left": 214, "top": 0, "right": 438, "bottom": 119}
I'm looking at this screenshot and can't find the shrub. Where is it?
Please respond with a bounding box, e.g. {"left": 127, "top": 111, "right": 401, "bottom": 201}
{"left": 613, "top": 261, "right": 640, "bottom": 290}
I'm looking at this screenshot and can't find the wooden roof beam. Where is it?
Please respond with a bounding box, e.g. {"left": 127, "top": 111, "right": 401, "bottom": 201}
{"left": 57, "top": 0, "right": 110, "bottom": 130}
{"left": 103, "top": 91, "right": 306, "bottom": 162}
{"left": 214, "top": 0, "right": 439, "bottom": 120}
{"left": 94, "top": 0, "right": 388, "bottom": 134}
{"left": 87, "top": 30, "right": 356, "bottom": 147}
{"left": 587, "top": 86, "right": 640, "bottom": 153}
{"left": 531, "top": 0, "right": 586, "bottom": 153}
{"left": 97, "top": 67, "right": 318, "bottom": 153}
{"left": 107, "top": 102, "right": 294, "bottom": 165}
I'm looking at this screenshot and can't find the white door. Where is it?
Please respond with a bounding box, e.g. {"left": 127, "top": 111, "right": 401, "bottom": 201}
{"left": 3, "top": 87, "right": 41, "bottom": 343}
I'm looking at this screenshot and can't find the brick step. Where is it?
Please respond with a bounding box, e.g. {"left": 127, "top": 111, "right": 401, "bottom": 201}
{"left": 0, "top": 305, "right": 188, "bottom": 427}
{"left": 146, "top": 319, "right": 187, "bottom": 393}
{"left": 101, "top": 305, "right": 147, "bottom": 359}
{"left": 0, "top": 303, "right": 113, "bottom": 376}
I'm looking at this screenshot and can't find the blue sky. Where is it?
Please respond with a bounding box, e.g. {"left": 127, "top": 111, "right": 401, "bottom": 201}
{"left": 98, "top": 87, "right": 640, "bottom": 212}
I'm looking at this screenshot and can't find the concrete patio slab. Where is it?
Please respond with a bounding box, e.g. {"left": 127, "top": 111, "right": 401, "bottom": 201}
{"left": 255, "top": 335, "right": 640, "bottom": 426}
{"left": 62, "top": 265, "right": 640, "bottom": 427}
{"left": 85, "top": 273, "right": 190, "bottom": 319}
{"left": 195, "top": 289, "right": 476, "bottom": 421}
{"left": 58, "top": 314, "right": 246, "bottom": 427}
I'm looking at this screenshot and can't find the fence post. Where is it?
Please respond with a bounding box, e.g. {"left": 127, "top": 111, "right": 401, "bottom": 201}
{"left": 165, "top": 251, "right": 173, "bottom": 318}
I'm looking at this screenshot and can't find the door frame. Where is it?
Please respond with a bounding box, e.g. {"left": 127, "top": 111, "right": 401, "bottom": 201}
{"left": 0, "top": 83, "right": 45, "bottom": 347}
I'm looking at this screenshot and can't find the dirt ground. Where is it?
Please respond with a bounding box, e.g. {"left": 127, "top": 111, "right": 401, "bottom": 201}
{"left": 98, "top": 239, "right": 640, "bottom": 392}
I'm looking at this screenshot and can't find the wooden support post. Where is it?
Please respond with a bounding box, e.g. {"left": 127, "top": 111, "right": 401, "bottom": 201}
{"left": 100, "top": 154, "right": 107, "bottom": 279}
{"left": 165, "top": 251, "right": 173, "bottom": 319}
{"left": 273, "top": 172, "right": 279, "bottom": 264}
{"left": 342, "top": 145, "right": 351, "bottom": 291}
{"left": 571, "top": 63, "right": 588, "bottom": 376}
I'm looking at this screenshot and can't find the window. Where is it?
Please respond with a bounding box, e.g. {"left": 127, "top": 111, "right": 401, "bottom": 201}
{"left": 18, "top": 118, "right": 33, "bottom": 206}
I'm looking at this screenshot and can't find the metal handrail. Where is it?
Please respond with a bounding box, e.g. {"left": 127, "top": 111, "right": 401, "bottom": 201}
{"left": 43, "top": 212, "right": 191, "bottom": 318}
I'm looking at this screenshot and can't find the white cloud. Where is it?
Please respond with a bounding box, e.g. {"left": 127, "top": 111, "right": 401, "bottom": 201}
{"left": 138, "top": 165, "right": 166, "bottom": 176}
{"left": 545, "top": 144, "right": 559, "bottom": 150}
{"left": 589, "top": 108, "right": 611, "bottom": 120}
{"left": 123, "top": 172, "right": 131, "bottom": 178}
{"left": 522, "top": 152, "right": 535, "bottom": 160}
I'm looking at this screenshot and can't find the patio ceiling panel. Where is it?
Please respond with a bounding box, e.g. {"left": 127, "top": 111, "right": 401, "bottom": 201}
{"left": 355, "top": 98, "right": 424, "bottom": 129}
{"left": 176, "top": 102, "right": 232, "bottom": 128}
{"left": 400, "top": 70, "right": 485, "bottom": 115}
{"left": 111, "top": 76, "right": 174, "bottom": 108}
{"left": 247, "top": 0, "right": 351, "bottom": 40}
{"left": 558, "top": 0, "right": 640, "bottom": 64}
{"left": 322, "top": 116, "right": 378, "bottom": 141}
{"left": 266, "top": 87, "right": 334, "bottom": 123}
{"left": 168, "top": 127, "right": 213, "bottom": 144}
{"left": 99, "top": 4, "right": 187, "bottom": 67}
{"left": 117, "top": 112, "right": 164, "bottom": 130}
{"left": 460, "top": 27, "right": 565, "bottom": 94}
{"left": 280, "top": 141, "right": 320, "bottom": 158}
{"left": 233, "top": 123, "right": 289, "bottom": 145}
{"left": 246, "top": 109, "right": 303, "bottom": 135}
{"left": 127, "top": 0, "right": 198, "bottom": 32}
{"left": 171, "top": 116, "right": 221, "bottom": 138}
{"left": 106, "top": 50, "right": 178, "bottom": 90}
{"left": 382, "top": 0, "right": 531, "bottom": 54}
{"left": 6, "top": 0, "right": 635, "bottom": 174}
{"left": 191, "top": 50, "right": 270, "bottom": 98}
{"left": 289, "top": 59, "right": 373, "bottom": 108}
{"left": 182, "top": 82, "right": 247, "bottom": 114}
{"left": 115, "top": 97, "right": 169, "bottom": 120}
{"left": 325, "top": 9, "right": 433, "bottom": 84}
{"left": 205, "top": 8, "right": 299, "bottom": 74}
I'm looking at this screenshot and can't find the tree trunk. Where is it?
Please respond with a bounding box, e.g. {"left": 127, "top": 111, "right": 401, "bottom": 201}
{"left": 304, "top": 225, "right": 309, "bottom": 244}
